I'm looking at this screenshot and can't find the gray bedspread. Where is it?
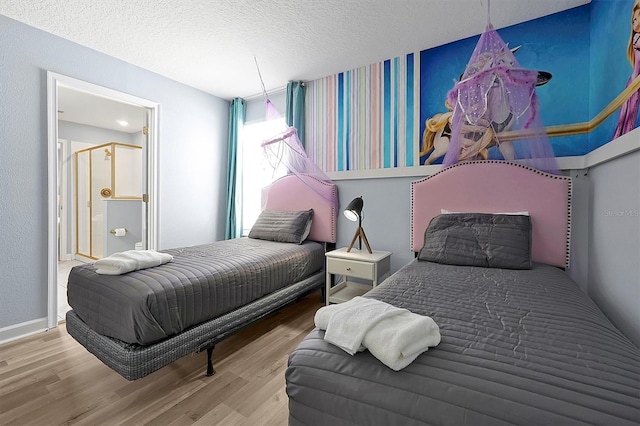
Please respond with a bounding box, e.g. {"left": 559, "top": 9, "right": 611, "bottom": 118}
{"left": 68, "top": 238, "right": 324, "bottom": 345}
{"left": 286, "top": 260, "right": 640, "bottom": 425}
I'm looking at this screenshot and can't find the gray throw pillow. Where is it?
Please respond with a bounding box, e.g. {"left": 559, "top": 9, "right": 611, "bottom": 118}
{"left": 418, "top": 213, "right": 532, "bottom": 269}
{"left": 248, "top": 209, "right": 313, "bottom": 244}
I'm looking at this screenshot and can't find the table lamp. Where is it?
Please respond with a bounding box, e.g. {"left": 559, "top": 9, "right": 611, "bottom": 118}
{"left": 344, "top": 196, "right": 372, "bottom": 253}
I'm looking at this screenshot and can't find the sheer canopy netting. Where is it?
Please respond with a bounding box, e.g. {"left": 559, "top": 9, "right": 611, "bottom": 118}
{"left": 443, "top": 24, "right": 558, "bottom": 174}
{"left": 260, "top": 100, "right": 338, "bottom": 211}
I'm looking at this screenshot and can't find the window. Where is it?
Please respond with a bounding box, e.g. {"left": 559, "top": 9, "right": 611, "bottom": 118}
{"left": 240, "top": 118, "right": 286, "bottom": 236}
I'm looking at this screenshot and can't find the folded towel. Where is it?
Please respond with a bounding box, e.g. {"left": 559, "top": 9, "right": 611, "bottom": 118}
{"left": 315, "top": 297, "right": 407, "bottom": 355}
{"left": 315, "top": 297, "right": 441, "bottom": 370}
{"left": 94, "top": 250, "right": 173, "bottom": 275}
{"left": 362, "top": 310, "right": 440, "bottom": 371}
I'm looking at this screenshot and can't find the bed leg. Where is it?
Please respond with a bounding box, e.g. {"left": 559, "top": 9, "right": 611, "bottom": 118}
{"left": 206, "top": 346, "right": 216, "bottom": 377}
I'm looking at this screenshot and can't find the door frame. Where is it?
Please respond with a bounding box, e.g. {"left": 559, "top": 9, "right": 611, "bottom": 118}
{"left": 46, "top": 71, "right": 159, "bottom": 329}
{"left": 58, "top": 138, "right": 70, "bottom": 261}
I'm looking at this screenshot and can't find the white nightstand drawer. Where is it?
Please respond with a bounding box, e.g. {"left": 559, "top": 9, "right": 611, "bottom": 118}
{"left": 327, "top": 257, "right": 374, "bottom": 279}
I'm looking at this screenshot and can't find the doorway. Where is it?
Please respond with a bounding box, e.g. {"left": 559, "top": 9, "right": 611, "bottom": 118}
{"left": 47, "top": 72, "right": 159, "bottom": 328}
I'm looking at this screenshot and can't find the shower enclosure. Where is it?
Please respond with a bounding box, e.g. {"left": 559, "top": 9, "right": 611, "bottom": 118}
{"left": 75, "top": 142, "right": 142, "bottom": 259}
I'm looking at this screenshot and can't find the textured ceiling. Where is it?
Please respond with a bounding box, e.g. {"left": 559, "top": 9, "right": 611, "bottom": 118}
{"left": 2, "top": 0, "right": 589, "bottom": 101}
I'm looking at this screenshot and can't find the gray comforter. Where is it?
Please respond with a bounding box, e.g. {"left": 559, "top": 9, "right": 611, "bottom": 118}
{"left": 68, "top": 238, "right": 324, "bottom": 345}
{"left": 286, "top": 260, "right": 640, "bottom": 425}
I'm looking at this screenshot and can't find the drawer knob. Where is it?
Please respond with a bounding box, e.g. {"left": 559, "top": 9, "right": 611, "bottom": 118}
{"left": 346, "top": 267, "right": 351, "bottom": 271}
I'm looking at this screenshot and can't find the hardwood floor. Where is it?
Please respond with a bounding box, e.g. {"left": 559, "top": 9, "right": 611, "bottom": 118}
{"left": 0, "top": 290, "right": 324, "bottom": 426}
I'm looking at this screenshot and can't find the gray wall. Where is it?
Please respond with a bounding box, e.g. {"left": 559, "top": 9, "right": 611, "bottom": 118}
{"left": 104, "top": 200, "right": 143, "bottom": 257}
{"left": 0, "top": 16, "right": 229, "bottom": 329}
{"left": 587, "top": 150, "right": 640, "bottom": 346}
{"left": 333, "top": 177, "right": 417, "bottom": 274}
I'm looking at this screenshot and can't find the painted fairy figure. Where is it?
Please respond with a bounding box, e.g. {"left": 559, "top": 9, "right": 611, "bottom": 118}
{"left": 613, "top": 0, "right": 640, "bottom": 139}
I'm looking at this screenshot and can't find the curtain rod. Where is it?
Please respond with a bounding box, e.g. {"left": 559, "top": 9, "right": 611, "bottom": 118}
{"left": 243, "top": 81, "right": 306, "bottom": 101}
{"left": 244, "top": 85, "right": 286, "bottom": 101}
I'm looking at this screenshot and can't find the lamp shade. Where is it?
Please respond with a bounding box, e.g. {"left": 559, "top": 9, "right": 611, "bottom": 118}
{"left": 343, "top": 196, "right": 363, "bottom": 222}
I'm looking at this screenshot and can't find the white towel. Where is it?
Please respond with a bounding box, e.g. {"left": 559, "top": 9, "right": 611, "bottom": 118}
{"left": 94, "top": 250, "right": 173, "bottom": 275}
{"left": 315, "top": 297, "right": 407, "bottom": 355}
{"left": 315, "top": 297, "right": 441, "bottom": 370}
{"left": 362, "top": 310, "right": 440, "bottom": 371}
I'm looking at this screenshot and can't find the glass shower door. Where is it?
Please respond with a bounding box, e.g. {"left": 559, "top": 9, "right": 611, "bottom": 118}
{"left": 75, "top": 149, "right": 91, "bottom": 258}
{"left": 75, "top": 142, "right": 143, "bottom": 260}
{"left": 75, "top": 146, "right": 111, "bottom": 259}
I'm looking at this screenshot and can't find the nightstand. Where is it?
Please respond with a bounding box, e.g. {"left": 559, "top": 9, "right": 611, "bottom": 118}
{"left": 325, "top": 248, "right": 392, "bottom": 305}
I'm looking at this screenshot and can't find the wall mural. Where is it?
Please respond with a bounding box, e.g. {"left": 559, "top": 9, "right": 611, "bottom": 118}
{"left": 306, "top": 0, "right": 639, "bottom": 172}
{"left": 422, "top": 23, "right": 557, "bottom": 174}
{"left": 612, "top": 0, "right": 640, "bottom": 139}
{"left": 306, "top": 56, "right": 420, "bottom": 172}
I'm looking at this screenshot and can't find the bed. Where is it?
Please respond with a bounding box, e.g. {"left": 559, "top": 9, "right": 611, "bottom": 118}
{"left": 286, "top": 161, "right": 640, "bottom": 425}
{"left": 65, "top": 173, "right": 338, "bottom": 381}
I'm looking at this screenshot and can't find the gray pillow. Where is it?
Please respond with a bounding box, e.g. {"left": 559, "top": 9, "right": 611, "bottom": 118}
{"left": 418, "top": 213, "right": 532, "bottom": 269}
{"left": 248, "top": 209, "right": 313, "bottom": 244}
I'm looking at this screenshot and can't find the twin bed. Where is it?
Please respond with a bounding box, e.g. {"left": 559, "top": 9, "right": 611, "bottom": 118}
{"left": 286, "top": 161, "right": 640, "bottom": 425}
{"left": 66, "top": 161, "right": 639, "bottom": 424}
{"left": 66, "top": 174, "right": 337, "bottom": 380}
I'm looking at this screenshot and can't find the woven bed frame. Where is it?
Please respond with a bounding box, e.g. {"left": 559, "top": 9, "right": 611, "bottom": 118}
{"left": 66, "top": 174, "right": 338, "bottom": 381}
{"left": 66, "top": 274, "right": 323, "bottom": 380}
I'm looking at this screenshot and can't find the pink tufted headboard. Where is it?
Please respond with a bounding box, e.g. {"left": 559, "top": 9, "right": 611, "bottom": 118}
{"left": 411, "top": 161, "right": 572, "bottom": 268}
{"left": 262, "top": 174, "right": 338, "bottom": 243}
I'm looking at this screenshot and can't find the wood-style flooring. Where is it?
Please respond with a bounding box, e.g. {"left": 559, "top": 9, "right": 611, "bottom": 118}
{"left": 0, "top": 290, "right": 324, "bottom": 426}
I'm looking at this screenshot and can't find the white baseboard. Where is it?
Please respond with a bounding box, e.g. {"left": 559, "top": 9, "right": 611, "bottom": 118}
{"left": 0, "top": 317, "right": 48, "bottom": 345}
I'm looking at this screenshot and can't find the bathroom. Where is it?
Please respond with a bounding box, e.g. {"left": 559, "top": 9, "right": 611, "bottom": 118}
{"left": 57, "top": 85, "right": 149, "bottom": 319}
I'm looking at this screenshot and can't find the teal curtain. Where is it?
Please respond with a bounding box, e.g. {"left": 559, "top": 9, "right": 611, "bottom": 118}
{"left": 225, "top": 98, "right": 246, "bottom": 240}
{"left": 286, "top": 81, "right": 306, "bottom": 148}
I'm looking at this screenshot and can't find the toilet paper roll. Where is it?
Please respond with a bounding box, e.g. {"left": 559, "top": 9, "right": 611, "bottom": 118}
{"left": 114, "top": 228, "right": 127, "bottom": 237}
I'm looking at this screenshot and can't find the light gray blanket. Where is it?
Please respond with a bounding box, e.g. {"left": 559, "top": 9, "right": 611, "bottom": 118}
{"left": 286, "top": 260, "right": 640, "bottom": 425}
{"left": 68, "top": 238, "right": 324, "bottom": 345}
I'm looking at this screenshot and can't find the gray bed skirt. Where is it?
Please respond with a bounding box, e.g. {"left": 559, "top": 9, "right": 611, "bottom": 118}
{"left": 67, "top": 271, "right": 324, "bottom": 381}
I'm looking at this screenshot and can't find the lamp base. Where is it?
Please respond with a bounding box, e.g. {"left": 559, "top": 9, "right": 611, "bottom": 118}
{"left": 346, "top": 226, "right": 372, "bottom": 254}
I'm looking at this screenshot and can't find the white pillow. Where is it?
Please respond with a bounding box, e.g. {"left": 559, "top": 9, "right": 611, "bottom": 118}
{"left": 441, "top": 209, "right": 529, "bottom": 216}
